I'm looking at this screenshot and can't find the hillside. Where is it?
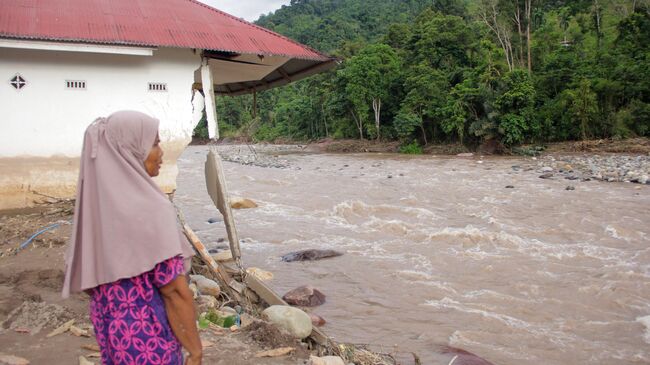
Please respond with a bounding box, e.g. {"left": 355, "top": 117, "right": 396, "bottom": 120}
{"left": 194, "top": 0, "right": 650, "bottom": 151}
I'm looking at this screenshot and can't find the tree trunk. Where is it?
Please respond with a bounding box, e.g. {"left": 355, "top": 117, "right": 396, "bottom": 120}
{"left": 480, "top": 1, "right": 514, "bottom": 71}
{"left": 321, "top": 103, "right": 329, "bottom": 137}
{"left": 372, "top": 98, "right": 381, "bottom": 140}
{"left": 350, "top": 109, "right": 364, "bottom": 140}
{"left": 418, "top": 109, "right": 428, "bottom": 145}
{"left": 515, "top": 1, "right": 525, "bottom": 68}
{"left": 525, "top": 0, "right": 533, "bottom": 73}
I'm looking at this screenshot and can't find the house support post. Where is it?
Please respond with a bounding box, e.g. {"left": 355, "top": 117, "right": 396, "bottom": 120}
{"left": 201, "top": 56, "right": 219, "bottom": 140}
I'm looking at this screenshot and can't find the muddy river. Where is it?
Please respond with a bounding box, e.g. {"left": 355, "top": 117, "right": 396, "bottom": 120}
{"left": 175, "top": 145, "right": 650, "bottom": 365}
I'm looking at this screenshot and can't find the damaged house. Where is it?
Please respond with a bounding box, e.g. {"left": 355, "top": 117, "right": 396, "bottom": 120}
{"left": 0, "top": 0, "right": 334, "bottom": 209}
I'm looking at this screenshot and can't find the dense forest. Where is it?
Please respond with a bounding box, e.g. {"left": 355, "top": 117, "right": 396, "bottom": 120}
{"left": 195, "top": 0, "right": 650, "bottom": 151}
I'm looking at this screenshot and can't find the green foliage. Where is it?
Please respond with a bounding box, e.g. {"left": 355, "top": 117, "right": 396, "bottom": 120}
{"left": 200, "top": 310, "right": 236, "bottom": 328}
{"left": 193, "top": 0, "right": 650, "bottom": 147}
{"left": 399, "top": 141, "right": 424, "bottom": 154}
{"left": 393, "top": 109, "right": 422, "bottom": 139}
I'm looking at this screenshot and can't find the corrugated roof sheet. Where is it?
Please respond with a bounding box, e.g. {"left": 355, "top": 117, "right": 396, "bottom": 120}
{"left": 0, "top": 0, "right": 330, "bottom": 61}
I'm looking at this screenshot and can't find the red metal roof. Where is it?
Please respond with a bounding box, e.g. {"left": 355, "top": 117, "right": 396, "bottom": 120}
{"left": 0, "top": 0, "right": 329, "bottom": 61}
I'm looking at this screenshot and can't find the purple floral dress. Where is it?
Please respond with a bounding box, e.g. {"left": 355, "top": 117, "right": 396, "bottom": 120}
{"left": 89, "top": 256, "right": 185, "bottom": 365}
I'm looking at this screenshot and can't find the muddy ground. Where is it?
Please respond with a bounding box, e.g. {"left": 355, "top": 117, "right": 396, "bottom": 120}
{"left": 0, "top": 202, "right": 310, "bottom": 365}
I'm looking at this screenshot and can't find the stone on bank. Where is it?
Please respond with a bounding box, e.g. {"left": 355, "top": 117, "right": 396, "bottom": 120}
{"left": 261, "top": 305, "right": 312, "bottom": 339}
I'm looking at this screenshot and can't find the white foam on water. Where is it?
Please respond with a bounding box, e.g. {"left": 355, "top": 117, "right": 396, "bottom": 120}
{"left": 462, "top": 289, "right": 535, "bottom": 304}
{"left": 425, "top": 297, "right": 533, "bottom": 330}
{"left": 331, "top": 200, "right": 441, "bottom": 221}
{"left": 361, "top": 216, "right": 412, "bottom": 236}
{"left": 637, "top": 315, "right": 650, "bottom": 344}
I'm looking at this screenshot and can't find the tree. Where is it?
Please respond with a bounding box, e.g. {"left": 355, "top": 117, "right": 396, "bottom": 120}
{"left": 567, "top": 79, "right": 598, "bottom": 140}
{"left": 495, "top": 70, "right": 537, "bottom": 145}
{"left": 340, "top": 44, "right": 402, "bottom": 140}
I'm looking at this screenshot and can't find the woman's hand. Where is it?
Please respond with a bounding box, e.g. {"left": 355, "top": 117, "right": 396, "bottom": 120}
{"left": 185, "top": 352, "right": 202, "bottom": 365}
{"left": 160, "top": 276, "right": 203, "bottom": 363}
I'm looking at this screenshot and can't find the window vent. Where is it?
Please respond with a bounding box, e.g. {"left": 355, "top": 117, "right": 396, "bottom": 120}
{"left": 148, "top": 83, "right": 167, "bottom": 92}
{"left": 66, "top": 80, "right": 86, "bottom": 89}
{"left": 10, "top": 74, "right": 27, "bottom": 90}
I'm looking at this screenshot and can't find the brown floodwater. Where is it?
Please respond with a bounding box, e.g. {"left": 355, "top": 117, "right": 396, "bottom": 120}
{"left": 175, "top": 146, "right": 650, "bottom": 365}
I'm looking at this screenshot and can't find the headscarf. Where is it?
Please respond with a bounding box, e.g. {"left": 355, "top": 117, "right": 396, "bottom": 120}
{"left": 62, "top": 110, "right": 194, "bottom": 298}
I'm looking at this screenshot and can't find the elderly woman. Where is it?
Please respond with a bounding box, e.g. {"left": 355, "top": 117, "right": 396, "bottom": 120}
{"left": 62, "top": 111, "right": 202, "bottom": 365}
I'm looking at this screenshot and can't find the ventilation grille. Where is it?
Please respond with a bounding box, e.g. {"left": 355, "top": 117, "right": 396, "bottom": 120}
{"left": 148, "top": 83, "right": 167, "bottom": 92}
{"left": 66, "top": 80, "right": 86, "bottom": 89}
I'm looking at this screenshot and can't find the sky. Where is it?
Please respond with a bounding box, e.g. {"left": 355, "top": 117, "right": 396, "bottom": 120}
{"left": 199, "top": 0, "right": 291, "bottom": 22}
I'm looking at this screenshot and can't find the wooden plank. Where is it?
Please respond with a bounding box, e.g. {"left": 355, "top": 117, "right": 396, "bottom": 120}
{"left": 205, "top": 148, "right": 242, "bottom": 263}
{"left": 181, "top": 223, "right": 243, "bottom": 300}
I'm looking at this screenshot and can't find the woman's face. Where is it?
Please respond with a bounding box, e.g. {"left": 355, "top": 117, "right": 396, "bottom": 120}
{"left": 144, "top": 134, "right": 164, "bottom": 177}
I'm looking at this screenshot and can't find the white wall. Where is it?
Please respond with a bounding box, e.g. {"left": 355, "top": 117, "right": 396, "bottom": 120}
{"left": 0, "top": 47, "right": 200, "bottom": 156}
{"left": 0, "top": 46, "right": 204, "bottom": 208}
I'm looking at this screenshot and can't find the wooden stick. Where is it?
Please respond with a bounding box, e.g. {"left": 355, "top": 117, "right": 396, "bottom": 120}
{"left": 180, "top": 221, "right": 244, "bottom": 301}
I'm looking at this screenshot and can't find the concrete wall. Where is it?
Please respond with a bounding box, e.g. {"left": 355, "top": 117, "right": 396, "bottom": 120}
{"left": 0, "top": 46, "right": 202, "bottom": 209}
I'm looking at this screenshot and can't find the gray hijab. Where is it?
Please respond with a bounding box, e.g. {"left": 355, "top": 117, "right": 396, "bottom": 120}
{"left": 62, "top": 110, "right": 194, "bottom": 298}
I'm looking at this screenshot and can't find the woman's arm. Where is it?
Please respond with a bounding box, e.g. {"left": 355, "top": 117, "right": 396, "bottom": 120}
{"left": 160, "top": 276, "right": 202, "bottom": 365}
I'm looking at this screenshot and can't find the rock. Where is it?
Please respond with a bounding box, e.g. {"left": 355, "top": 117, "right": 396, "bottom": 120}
{"left": 281, "top": 249, "right": 343, "bottom": 262}
{"left": 262, "top": 305, "right": 312, "bottom": 339}
{"left": 212, "top": 250, "right": 233, "bottom": 262}
{"left": 440, "top": 346, "right": 495, "bottom": 365}
{"left": 309, "top": 313, "right": 326, "bottom": 327}
{"left": 196, "top": 295, "right": 218, "bottom": 312}
{"left": 246, "top": 267, "right": 274, "bottom": 281}
{"left": 0, "top": 353, "right": 30, "bottom": 365}
{"left": 541, "top": 166, "right": 553, "bottom": 172}
{"left": 230, "top": 197, "right": 258, "bottom": 209}
{"left": 539, "top": 173, "right": 554, "bottom": 179}
{"left": 307, "top": 355, "right": 346, "bottom": 365}
{"left": 505, "top": 185, "right": 515, "bottom": 189}
{"left": 566, "top": 186, "right": 575, "bottom": 191}
{"left": 640, "top": 175, "right": 649, "bottom": 184}
{"left": 282, "top": 286, "right": 326, "bottom": 307}
{"left": 207, "top": 217, "right": 221, "bottom": 224}
{"left": 190, "top": 275, "right": 221, "bottom": 297}
{"left": 457, "top": 153, "right": 474, "bottom": 157}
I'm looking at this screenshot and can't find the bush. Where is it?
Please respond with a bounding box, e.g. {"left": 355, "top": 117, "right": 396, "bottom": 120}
{"left": 399, "top": 141, "right": 423, "bottom": 154}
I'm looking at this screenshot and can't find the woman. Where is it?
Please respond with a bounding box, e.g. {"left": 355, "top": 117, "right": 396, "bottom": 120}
{"left": 62, "top": 111, "right": 202, "bottom": 365}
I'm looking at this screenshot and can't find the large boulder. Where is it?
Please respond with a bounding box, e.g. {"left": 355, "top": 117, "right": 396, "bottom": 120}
{"left": 189, "top": 275, "right": 221, "bottom": 297}
{"left": 281, "top": 249, "right": 343, "bottom": 262}
{"left": 283, "top": 286, "right": 326, "bottom": 307}
{"left": 261, "top": 305, "right": 312, "bottom": 339}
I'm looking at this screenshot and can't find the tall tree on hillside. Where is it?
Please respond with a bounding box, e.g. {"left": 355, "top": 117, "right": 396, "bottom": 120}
{"left": 340, "top": 44, "right": 402, "bottom": 140}
{"left": 478, "top": 0, "right": 516, "bottom": 71}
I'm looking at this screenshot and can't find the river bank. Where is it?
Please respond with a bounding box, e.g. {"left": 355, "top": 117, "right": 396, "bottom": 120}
{"left": 0, "top": 201, "right": 318, "bottom": 365}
